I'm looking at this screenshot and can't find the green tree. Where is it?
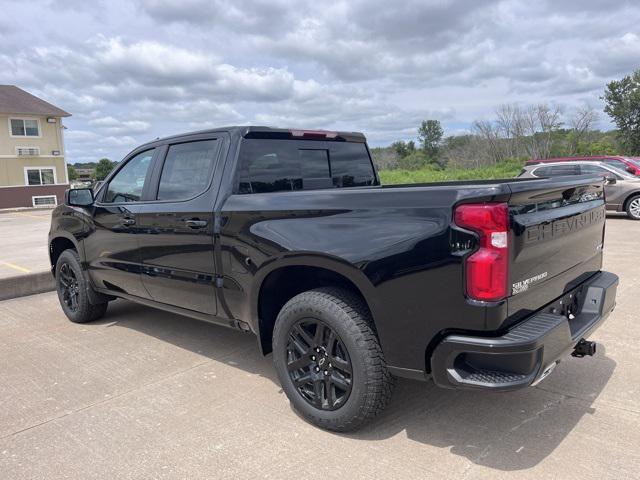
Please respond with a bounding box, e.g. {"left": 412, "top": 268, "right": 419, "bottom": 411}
{"left": 95, "top": 158, "right": 116, "bottom": 181}
{"left": 417, "top": 120, "right": 444, "bottom": 160}
{"left": 576, "top": 139, "right": 618, "bottom": 156}
{"left": 391, "top": 141, "right": 407, "bottom": 158}
{"left": 603, "top": 70, "right": 640, "bottom": 154}
{"left": 67, "top": 164, "right": 78, "bottom": 181}
{"left": 391, "top": 140, "right": 416, "bottom": 158}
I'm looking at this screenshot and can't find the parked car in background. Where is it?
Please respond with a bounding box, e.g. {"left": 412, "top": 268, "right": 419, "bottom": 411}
{"left": 526, "top": 156, "right": 640, "bottom": 176}
{"left": 519, "top": 161, "right": 640, "bottom": 219}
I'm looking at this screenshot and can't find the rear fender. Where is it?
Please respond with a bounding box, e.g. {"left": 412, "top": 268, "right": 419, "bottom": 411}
{"left": 250, "top": 253, "right": 380, "bottom": 329}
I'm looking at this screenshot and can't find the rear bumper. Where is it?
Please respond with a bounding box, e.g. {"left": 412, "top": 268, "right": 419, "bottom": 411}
{"left": 430, "top": 271, "right": 619, "bottom": 391}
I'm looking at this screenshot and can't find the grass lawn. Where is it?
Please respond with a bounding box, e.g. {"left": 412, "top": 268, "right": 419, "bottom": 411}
{"left": 378, "top": 159, "right": 524, "bottom": 184}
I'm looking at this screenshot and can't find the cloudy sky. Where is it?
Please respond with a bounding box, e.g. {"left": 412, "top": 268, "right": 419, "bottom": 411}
{"left": 1, "top": 0, "right": 639, "bottom": 163}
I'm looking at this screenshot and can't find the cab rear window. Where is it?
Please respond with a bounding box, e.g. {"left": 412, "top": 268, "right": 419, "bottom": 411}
{"left": 237, "top": 139, "right": 376, "bottom": 194}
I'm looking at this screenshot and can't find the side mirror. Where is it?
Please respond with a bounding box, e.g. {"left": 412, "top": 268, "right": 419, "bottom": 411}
{"left": 65, "top": 188, "right": 94, "bottom": 207}
{"left": 605, "top": 176, "right": 617, "bottom": 185}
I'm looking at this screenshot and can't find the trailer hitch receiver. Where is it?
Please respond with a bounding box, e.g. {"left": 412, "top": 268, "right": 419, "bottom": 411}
{"left": 572, "top": 339, "right": 596, "bottom": 358}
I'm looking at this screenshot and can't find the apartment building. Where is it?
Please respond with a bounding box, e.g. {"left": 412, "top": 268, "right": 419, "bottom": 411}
{"left": 0, "top": 85, "right": 70, "bottom": 208}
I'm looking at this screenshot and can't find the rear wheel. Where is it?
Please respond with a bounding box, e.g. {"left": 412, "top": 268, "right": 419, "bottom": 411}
{"left": 626, "top": 195, "right": 640, "bottom": 220}
{"left": 273, "top": 287, "right": 394, "bottom": 431}
{"left": 56, "top": 249, "right": 108, "bottom": 323}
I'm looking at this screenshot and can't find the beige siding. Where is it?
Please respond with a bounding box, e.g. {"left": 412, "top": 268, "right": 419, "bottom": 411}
{"left": 0, "top": 114, "right": 64, "bottom": 156}
{"left": 0, "top": 156, "right": 67, "bottom": 186}
{"left": 0, "top": 114, "right": 67, "bottom": 187}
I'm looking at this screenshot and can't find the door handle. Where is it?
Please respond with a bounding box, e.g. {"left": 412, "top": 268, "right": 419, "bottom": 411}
{"left": 186, "top": 219, "right": 207, "bottom": 229}
{"left": 121, "top": 217, "right": 136, "bottom": 226}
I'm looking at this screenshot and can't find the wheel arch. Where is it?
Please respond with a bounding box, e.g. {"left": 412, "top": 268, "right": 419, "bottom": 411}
{"left": 623, "top": 191, "right": 640, "bottom": 211}
{"left": 252, "top": 255, "right": 380, "bottom": 356}
{"left": 49, "top": 233, "right": 80, "bottom": 275}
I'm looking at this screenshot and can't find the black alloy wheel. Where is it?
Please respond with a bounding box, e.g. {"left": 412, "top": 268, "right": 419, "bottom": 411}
{"left": 273, "top": 287, "right": 395, "bottom": 431}
{"left": 286, "top": 319, "right": 353, "bottom": 411}
{"left": 55, "top": 249, "right": 109, "bottom": 323}
{"left": 58, "top": 262, "right": 80, "bottom": 312}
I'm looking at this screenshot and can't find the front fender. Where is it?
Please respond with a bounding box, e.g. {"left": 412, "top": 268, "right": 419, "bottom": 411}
{"left": 48, "top": 205, "right": 92, "bottom": 269}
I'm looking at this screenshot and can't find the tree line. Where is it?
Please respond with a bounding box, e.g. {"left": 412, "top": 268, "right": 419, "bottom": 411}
{"left": 372, "top": 69, "right": 640, "bottom": 171}
{"left": 68, "top": 158, "right": 118, "bottom": 182}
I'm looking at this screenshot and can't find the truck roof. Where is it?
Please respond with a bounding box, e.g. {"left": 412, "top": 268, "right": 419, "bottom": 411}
{"left": 140, "top": 126, "right": 367, "bottom": 149}
{"left": 526, "top": 155, "right": 627, "bottom": 164}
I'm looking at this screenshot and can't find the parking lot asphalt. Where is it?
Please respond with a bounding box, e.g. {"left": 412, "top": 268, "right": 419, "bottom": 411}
{"left": 0, "top": 209, "right": 52, "bottom": 279}
{"left": 0, "top": 216, "right": 639, "bottom": 480}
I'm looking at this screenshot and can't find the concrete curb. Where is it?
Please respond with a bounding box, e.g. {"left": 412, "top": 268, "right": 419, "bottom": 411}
{"left": 0, "top": 271, "right": 55, "bottom": 301}
{"left": 0, "top": 206, "right": 55, "bottom": 214}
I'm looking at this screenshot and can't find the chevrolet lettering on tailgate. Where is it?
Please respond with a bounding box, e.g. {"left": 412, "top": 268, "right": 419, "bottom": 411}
{"left": 525, "top": 206, "right": 605, "bottom": 244}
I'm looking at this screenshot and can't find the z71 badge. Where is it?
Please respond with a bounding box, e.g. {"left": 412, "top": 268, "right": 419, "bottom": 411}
{"left": 513, "top": 272, "right": 548, "bottom": 294}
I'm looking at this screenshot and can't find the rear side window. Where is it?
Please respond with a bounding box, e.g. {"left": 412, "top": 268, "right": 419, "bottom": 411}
{"left": 237, "top": 139, "right": 376, "bottom": 194}
{"left": 602, "top": 159, "right": 626, "bottom": 169}
{"left": 157, "top": 139, "right": 219, "bottom": 201}
{"left": 580, "top": 164, "right": 610, "bottom": 176}
{"left": 533, "top": 165, "right": 580, "bottom": 177}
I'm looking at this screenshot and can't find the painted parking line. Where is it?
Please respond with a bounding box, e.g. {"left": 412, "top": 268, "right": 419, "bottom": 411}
{"left": 0, "top": 262, "right": 31, "bottom": 273}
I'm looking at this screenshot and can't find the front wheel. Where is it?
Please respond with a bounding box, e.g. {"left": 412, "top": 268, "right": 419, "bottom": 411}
{"left": 272, "top": 287, "right": 395, "bottom": 432}
{"left": 56, "top": 249, "right": 108, "bottom": 323}
{"left": 626, "top": 195, "right": 640, "bottom": 220}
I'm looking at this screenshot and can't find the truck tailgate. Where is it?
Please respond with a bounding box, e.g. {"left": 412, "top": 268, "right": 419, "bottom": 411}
{"left": 507, "top": 176, "right": 606, "bottom": 318}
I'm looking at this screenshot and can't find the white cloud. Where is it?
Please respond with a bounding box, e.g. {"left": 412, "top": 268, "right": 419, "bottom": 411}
{"left": 0, "top": 0, "right": 638, "bottom": 163}
{"left": 88, "top": 116, "right": 151, "bottom": 134}
{"left": 95, "top": 37, "right": 219, "bottom": 84}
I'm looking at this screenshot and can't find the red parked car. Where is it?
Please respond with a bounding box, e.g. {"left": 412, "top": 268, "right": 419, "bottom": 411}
{"left": 526, "top": 156, "right": 640, "bottom": 176}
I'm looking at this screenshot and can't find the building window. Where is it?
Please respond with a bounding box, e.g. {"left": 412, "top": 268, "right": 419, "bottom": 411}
{"left": 10, "top": 118, "right": 40, "bottom": 137}
{"left": 25, "top": 167, "right": 56, "bottom": 186}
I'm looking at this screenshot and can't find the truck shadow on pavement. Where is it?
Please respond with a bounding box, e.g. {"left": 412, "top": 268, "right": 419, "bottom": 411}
{"left": 103, "top": 299, "right": 616, "bottom": 472}
{"left": 352, "top": 354, "right": 615, "bottom": 471}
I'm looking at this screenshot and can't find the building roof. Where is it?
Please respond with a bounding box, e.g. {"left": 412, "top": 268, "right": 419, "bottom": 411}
{"left": 0, "top": 85, "right": 71, "bottom": 117}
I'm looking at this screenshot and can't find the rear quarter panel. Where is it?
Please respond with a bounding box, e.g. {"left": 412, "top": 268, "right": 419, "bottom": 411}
{"left": 219, "top": 185, "right": 509, "bottom": 371}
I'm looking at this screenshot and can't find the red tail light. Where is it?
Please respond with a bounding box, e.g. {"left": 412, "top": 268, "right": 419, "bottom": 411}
{"left": 454, "top": 203, "right": 510, "bottom": 302}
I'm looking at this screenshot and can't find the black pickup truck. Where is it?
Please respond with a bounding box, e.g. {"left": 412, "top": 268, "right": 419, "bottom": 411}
{"left": 49, "top": 126, "right": 619, "bottom": 431}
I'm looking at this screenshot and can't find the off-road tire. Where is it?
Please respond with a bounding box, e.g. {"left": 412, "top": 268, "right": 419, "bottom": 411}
{"left": 55, "top": 249, "right": 108, "bottom": 323}
{"left": 273, "top": 287, "right": 395, "bottom": 432}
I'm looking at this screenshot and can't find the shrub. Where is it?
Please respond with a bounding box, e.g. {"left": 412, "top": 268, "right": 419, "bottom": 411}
{"left": 379, "top": 158, "right": 524, "bottom": 184}
{"left": 397, "top": 151, "right": 432, "bottom": 170}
